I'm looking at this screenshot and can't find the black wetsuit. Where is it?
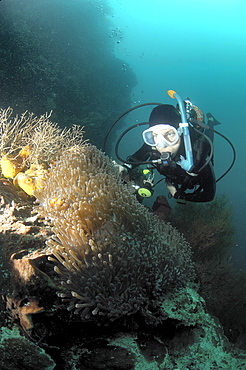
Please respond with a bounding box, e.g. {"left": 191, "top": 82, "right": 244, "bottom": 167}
{"left": 127, "top": 127, "right": 216, "bottom": 203}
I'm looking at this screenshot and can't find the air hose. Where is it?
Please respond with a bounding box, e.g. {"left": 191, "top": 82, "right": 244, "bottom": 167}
{"left": 167, "top": 90, "right": 194, "bottom": 171}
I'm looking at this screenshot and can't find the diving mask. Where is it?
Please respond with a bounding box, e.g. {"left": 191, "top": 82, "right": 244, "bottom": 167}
{"left": 142, "top": 124, "right": 181, "bottom": 149}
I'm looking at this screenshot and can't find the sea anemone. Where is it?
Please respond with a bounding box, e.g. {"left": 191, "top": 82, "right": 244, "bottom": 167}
{"left": 34, "top": 144, "right": 195, "bottom": 321}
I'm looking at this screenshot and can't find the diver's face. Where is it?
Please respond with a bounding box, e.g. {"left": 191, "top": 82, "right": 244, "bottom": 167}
{"left": 156, "top": 140, "right": 181, "bottom": 156}
{"left": 153, "top": 127, "right": 181, "bottom": 156}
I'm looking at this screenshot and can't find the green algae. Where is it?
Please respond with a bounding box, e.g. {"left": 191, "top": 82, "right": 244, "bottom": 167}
{"left": 0, "top": 326, "right": 55, "bottom": 370}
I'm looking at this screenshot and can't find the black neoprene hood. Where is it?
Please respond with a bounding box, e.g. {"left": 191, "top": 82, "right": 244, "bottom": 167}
{"left": 148, "top": 105, "right": 181, "bottom": 129}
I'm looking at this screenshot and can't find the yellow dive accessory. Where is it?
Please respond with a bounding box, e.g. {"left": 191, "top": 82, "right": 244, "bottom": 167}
{"left": 142, "top": 169, "right": 150, "bottom": 175}
{"left": 137, "top": 170, "right": 154, "bottom": 197}
{"left": 137, "top": 187, "right": 152, "bottom": 198}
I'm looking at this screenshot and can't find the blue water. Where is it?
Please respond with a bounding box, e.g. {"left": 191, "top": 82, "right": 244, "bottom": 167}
{"left": 107, "top": 0, "right": 246, "bottom": 267}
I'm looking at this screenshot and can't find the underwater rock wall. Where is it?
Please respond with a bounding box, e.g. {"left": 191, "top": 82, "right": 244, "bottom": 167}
{"left": 0, "top": 326, "right": 55, "bottom": 370}
{"left": 0, "top": 0, "right": 137, "bottom": 148}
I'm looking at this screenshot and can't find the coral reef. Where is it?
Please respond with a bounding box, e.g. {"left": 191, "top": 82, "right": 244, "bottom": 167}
{"left": 107, "top": 287, "right": 246, "bottom": 370}
{"left": 0, "top": 108, "right": 84, "bottom": 167}
{"left": 4, "top": 296, "right": 44, "bottom": 335}
{"left": 168, "top": 196, "right": 246, "bottom": 344}
{"left": 0, "top": 134, "right": 245, "bottom": 368}
{"left": 0, "top": 108, "right": 85, "bottom": 195}
{"left": 168, "top": 194, "right": 234, "bottom": 260}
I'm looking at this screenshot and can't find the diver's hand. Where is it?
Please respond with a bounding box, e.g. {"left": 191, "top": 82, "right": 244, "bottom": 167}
{"left": 177, "top": 155, "right": 193, "bottom": 171}
{"left": 112, "top": 161, "right": 127, "bottom": 175}
{"left": 165, "top": 180, "right": 177, "bottom": 197}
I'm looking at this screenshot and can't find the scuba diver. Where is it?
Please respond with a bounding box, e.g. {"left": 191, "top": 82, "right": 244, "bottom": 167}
{"left": 103, "top": 90, "right": 235, "bottom": 209}
{"left": 126, "top": 103, "right": 217, "bottom": 202}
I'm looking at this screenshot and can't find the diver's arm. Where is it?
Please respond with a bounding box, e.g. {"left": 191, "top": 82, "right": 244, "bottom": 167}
{"left": 126, "top": 143, "right": 152, "bottom": 167}
{"left": 180, "top": 184, "right": 215, "bottom": 202}
{"left": 166, "top": 180, "right": 178, "bottom": 197}
{"left": 171, "top": 163, "right": 216, "bottom": 203}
